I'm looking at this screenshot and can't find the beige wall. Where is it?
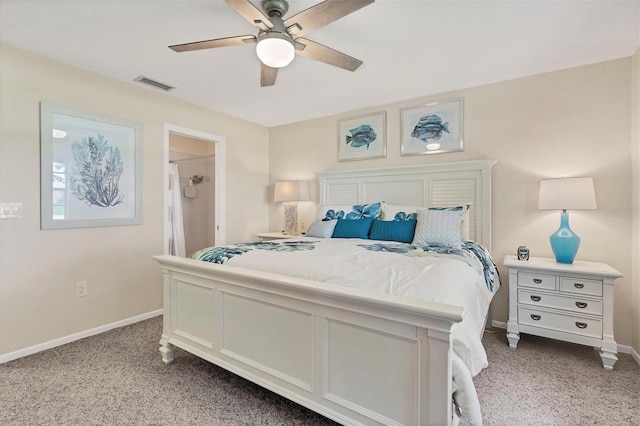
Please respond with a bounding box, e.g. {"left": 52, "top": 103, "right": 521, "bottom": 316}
{"left": 0, "top": 45, "right": 270, "bottom": 356}
{"left": 1, "top": 43, "right": 637, "bottom": 358}
{"left": 632, "top": 47, "right": 640, "bottom": 353}
{"left": 270, "top": 58, "right": 637, "bottom": 349}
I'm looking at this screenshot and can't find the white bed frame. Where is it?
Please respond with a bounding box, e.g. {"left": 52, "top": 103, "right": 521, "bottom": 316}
{"left": 155, "top": 159, "right": 496, "bottom": 425}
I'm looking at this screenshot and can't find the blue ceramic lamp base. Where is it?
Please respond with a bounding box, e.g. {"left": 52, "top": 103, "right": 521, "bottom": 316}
{"left": 550, "top": 211, "right": 580, "bottom": 264}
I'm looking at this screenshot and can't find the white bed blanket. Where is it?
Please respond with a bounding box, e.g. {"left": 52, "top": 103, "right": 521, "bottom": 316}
{"left": 191, "top": 237, "right": 499, "bottom": 424}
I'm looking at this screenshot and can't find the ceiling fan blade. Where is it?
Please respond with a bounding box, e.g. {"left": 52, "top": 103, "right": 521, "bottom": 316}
{"left": 226, "top": 0, "right": 273, "bottom": 29}
{"left": 295, "top": 38, "right": 362, "bottom": 71}
{"left": 261, "top": 64, "right": 278, "bottom": 87}
{"left": 169, "top": 35, "right": 256, "bottom": 52}
{"left": 284, "top": 0, "right": 374, "bottom": 38}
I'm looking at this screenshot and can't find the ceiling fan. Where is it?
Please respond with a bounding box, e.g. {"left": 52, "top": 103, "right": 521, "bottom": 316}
{"left": 169, "top": 0, "right": 374, "bottom": 87}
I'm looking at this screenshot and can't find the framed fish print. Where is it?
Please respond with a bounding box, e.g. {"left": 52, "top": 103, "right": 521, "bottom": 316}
{"left": 337, "top": 111, "right": 386, "bottom": 161}
{"left": 40, "top": 102, "right": 143, "bottom": 229}
{"left": 400, "top": 98, "right": 463, "bottom": 156}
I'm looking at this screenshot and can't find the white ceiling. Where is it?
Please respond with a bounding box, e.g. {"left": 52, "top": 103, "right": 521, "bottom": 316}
{"left": 0, "top": 0, "right": 638, "bottom": 127}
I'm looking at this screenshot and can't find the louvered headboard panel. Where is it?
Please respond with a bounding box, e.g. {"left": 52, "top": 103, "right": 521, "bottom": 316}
{"left": 317, "top": 160, "right": 496, "bottom": 249}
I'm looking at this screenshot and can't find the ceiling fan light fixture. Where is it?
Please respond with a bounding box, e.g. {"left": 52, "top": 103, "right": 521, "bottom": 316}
{"left": 256, "top": 32, "right": 295, "bottom": 68}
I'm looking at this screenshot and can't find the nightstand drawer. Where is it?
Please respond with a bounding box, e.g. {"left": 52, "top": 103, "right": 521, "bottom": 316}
{"left": 518, "top": 289, "right": 602, "bottom": 316}
{"left": 518, "top": 272, "right": 555, "bottom": 290}
{"left": 559, "top": 277, "right": 602, "bottom": 297}
{"left": 518, "top": 306, "right": 602, "bottom": 339}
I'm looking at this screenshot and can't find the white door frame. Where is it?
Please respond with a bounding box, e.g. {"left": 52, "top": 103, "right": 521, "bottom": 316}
{"left": 163, "top": 124, "right": 226, "bottom": 254}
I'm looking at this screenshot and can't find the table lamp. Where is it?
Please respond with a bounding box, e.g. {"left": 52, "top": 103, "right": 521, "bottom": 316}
{"left": 274, "top": 181, "right": 309, "bottom": 235}
{"left": 538, "top": 177, "right": 597, "bottom": 264}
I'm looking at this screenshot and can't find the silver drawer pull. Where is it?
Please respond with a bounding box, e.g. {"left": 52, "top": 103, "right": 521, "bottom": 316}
{"left": 575, "top": 322, "right": 588, "bottom": 329}
{"left": 533, "top": 278, "right": 542, "bottom": 284}
{"left": 574, "top": 283, "right": 584, "bottom": 289}
{"left": 575, "top": 301, "right": 588, "bottom": 309}
{"left": 530, "top": 295, "right": 541, "bottom": 302}
{"left": 530, "top": 314, "right": 541, "bottom": 321}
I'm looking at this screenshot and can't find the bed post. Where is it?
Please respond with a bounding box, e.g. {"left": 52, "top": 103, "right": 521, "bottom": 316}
{"left": 421, "top": 327, "right": 454, "bottom": 425}
{"left": 158, "top": 267, "right": 175, "bottom": 364}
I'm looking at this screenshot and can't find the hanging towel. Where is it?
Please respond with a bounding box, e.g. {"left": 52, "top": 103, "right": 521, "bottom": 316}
{"left": 169, "top": 163, "right": 186, "bottom": 257}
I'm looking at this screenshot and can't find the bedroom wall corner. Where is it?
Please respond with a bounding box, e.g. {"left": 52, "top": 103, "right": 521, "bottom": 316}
{"left": 0, "top": 44, "right": 270, "bottom": 358}
{"left": 631, "top": 47, "right": 640, "bottom": 356}
{"left": 268, "top": 58, "right": 635, "bottom": 348}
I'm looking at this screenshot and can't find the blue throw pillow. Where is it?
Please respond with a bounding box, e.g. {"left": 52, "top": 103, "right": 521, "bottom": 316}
{"left": 369, "top": 219, "right": 417, "bottom": 243}
{"left": 331, "top": 218, "right": 374, "bottom": 239}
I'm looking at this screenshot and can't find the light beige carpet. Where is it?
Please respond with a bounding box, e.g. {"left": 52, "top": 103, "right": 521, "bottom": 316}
{"left": 1, "top": 316, "right": 638, "bottom": 425}
{"left": 463, "top": 329, "right": 640, "bottom": 425}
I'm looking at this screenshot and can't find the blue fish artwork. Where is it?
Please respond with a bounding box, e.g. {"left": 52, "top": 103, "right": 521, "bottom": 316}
{"left": 345, "top": 124, "right": 377, "bottom": 149}
{"left": 411, "top": 115, "right": 450, "bottom": 142}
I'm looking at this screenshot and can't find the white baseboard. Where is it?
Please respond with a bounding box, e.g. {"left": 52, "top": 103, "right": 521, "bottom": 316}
{"left": 0, "top": 309, "right": 162, "bottom": 364}
{"left": 491, "top": 320, "right": 507, "bottom": 329}
{"left": 618, "top": 343, "right": 640, "bottom": 366}
{"left": 491, "top": 320, "right": 640, "bottom": 366}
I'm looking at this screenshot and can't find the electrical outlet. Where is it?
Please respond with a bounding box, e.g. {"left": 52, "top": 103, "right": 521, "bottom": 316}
{"left": 76, "top": 281, "right": 88, "bottom": 298}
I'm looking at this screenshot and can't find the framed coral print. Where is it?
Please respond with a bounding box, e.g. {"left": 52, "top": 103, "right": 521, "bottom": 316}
{"left": 401, "top": 98, "right": 463, "bottom": 156}
{"left": 338, "top": 111, "right": 386, "bottom": 161}
{"left": 40, "top": 102, "right": 143, "bottom": 229}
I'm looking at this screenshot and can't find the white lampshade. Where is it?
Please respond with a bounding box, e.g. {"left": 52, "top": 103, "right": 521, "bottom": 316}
{"left": 538, "top": 177, "right": 597, "bottom": 210}
{"left": 274, "top": 181, "right": 309, "bottom": 202}
{"left": 256, "top": 33, "right": 295, "bottom": 68}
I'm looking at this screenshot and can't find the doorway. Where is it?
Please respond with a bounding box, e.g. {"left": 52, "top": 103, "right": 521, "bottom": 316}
{"left": 163, "top": 124, "right": 226, "bottom": 255}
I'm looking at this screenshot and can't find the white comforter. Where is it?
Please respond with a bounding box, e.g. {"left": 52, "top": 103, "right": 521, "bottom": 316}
{"left": 192, "top": 237, "right": 498, "bottom": 424}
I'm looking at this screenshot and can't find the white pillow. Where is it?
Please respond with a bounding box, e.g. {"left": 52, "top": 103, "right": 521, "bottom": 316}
{"left": 412, "top": 205, "right": 470, "bottom": 249}
{"left": 461, "top": 206, "right": 471, "bottom": 241}
{"left": 381, "top": 203, "right": 421, "bottom": 221}
{"left": 306, "top": 219, "right": 337, "bottom": 238}
{"left": 382, "top": 203, "right": 472, "bottom": 239}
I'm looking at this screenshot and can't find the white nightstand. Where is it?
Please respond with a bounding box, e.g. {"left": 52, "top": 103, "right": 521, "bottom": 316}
{"left": 504, "top": 255, "right": 622, "bottom": 370}
{"left": 256, "top": 232, "right": 295, "bottom": 241}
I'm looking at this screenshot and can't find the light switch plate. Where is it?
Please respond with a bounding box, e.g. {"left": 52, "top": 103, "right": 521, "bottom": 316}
{"left": 0, "top": 203, "right": 23, "bottom": 219}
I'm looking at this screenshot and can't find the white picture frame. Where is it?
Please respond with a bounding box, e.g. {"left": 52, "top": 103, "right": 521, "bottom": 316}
{"left": 337, "top": 111, "right": 386, "bottom": 161}
{"left": 401, "top": 98, "right": 464, "bottom": 156}
{"left": 40, "top": 102, "right": 143, "bottom": 229}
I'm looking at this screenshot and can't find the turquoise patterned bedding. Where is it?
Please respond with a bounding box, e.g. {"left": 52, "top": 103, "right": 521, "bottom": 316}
{"left": 190, "top": 239, "right": 500, "bottom": 293}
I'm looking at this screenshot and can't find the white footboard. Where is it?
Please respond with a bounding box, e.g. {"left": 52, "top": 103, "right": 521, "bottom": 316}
{"left": 154, "top": 255, "right": 464, "bottom": 426}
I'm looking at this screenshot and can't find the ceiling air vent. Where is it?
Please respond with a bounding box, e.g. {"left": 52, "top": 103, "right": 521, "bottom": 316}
{"left": 133, "top": 75, "right": 175, "bottom": 92}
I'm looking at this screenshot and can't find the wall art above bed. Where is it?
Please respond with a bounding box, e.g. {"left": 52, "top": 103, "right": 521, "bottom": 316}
{"left": 401, "top": 98, "right": 464, "bottom": 156}
{"left": 337, "top": 111, "right": 386, "bottom": 162}
{"left": 40, "top": 102, "right": 143, "bottom": 229}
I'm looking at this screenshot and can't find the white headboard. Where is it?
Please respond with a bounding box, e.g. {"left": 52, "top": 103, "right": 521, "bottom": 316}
{"left": 317, "top": 160, "right": 496, "bottom": 250}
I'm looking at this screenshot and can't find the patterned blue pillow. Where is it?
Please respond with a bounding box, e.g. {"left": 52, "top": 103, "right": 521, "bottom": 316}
{"left": 392, "top": 211, "right": 417, "bottom": 221}
{"left": 316, "top": 203, "right": 382, "bottom": 221}
{"left": 369, "top": 219, "right": 417, "bottom": 243}
{"left": 331, "top": 218, "right": 374, "bottom": 239}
